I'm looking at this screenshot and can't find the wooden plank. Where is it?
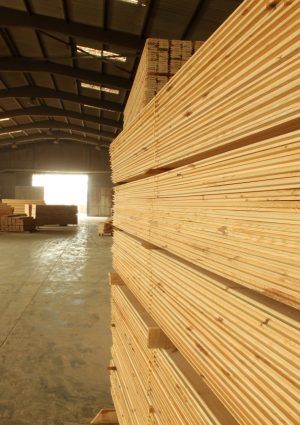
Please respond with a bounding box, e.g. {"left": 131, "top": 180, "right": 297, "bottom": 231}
{"left": 109, "top": 272, "right": 125, "bottom": 286}
{"left": 91, "top": 409, "right": 119, "bottom": 424}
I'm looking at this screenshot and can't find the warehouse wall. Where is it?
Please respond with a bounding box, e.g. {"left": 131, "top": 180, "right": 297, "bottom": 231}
{"left": 0, "top": 142, "right": 112, "bottom": 216}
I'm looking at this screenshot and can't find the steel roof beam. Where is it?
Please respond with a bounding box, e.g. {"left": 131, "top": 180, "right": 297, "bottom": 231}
{"left": 0, "top": 86, "right": 123, "bottom": 112}
{"left": 0, "top": 57, "right": 131, "bottom": 90}
{"left": 0, "top": 106, "right": 122, "bottom": 129}
{"left": 0, "top": 6, "right": 143, "bottom": 51}
{"left": 0, "top": 121, "right": 115, "bottom": 139}
{"left": 0, "top": 132, "right": 109, "bottom": 146}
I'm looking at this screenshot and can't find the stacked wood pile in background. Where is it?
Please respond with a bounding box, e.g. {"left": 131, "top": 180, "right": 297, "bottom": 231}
{"left": 31, "top": 205, "right": 78, "bottom": 226}
{"left": 0, "top": 201, "right": 36, "bottom": 232}
{"left": 98, "top": 218, "right": 113, "bottom": 236}
{"left": 0, "top": 202, "right": 13, "bottom": 217}
{"left": 123, "top": 38, "right": 203, "bottom": 128}
{"left": 3, "top": 199, "right": 45, "bottom": 215}
{"left": 0, "top": 215, "right": 36, "bottom": 232}
{"left": 109, "top": 1, "right": 300, "bottom": 424}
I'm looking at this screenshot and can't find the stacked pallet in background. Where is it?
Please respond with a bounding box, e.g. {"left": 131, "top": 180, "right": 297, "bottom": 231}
{"left": 31, "top": 205, "right": 78, "bottom": 226}
{"left": 109, "top": 1, "right": 300, "bottom": 425}
{"left": 0, "top": 215, "right": 36, "bottom": 232}
{"left": 0, "top": 202, "right": 13, "bottom": 217}
{"left": 124, "top": 38, "right": 203, "bottom": 128}
{"left": 3, "top": 199, "right": 45, "bottom": 215}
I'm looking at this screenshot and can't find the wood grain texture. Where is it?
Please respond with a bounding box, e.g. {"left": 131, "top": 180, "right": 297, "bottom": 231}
{"left": 111, "top": 283, "right": 238, "bottom": 425}
{"left": 124, "top": 39, "right": 203, "bottom": 129}
{"left": 111, "top": 0, "right": 300, "bottom": 183}
{"left": 112, "top": 230, "right": 300, "bottom": 425}
{"left": 113, "top": 131, "right": 300, "bottom": 308}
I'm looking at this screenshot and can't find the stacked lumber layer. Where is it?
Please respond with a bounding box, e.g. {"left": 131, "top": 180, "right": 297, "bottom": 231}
{"left": 124, "top": 39, "right": 203, "bottom": 128}
{"left": 111, "top": 0, "right": 299, "bottom": 183}
{"left": 110, "top": 1, "right": 300, "bottom": 425}
{"left": 112, "top": 230, "right": 300, "bottom": 425}
{"left": 113, "top": 131, "right": 300, "bottom": 309}
{"left": 3, "top": 199, "right": 45, "bottom": 215}
{"left": 31, "top": 205, "right": 78, "bottom": 226}
{"left": 110, "top": 282, "right": 238, "bottom": 425}
{"left": 0, "top": 215, "right": 36, "bottom": 232}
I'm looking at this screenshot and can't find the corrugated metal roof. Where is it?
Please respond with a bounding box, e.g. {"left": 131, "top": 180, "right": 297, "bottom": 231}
{"left": 0, "top": 0, "right": 243, "bottom": 150}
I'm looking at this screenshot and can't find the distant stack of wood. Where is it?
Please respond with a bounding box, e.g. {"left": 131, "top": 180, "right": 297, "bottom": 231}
{"left": 124, "top": 38, "right": 203, "bottom": 128}
{"left": 98, "top": 218, "right": 113, "bottom": 236}
{"left": 0, "top": 202, "right": 13, "bottom": 217}
{"left": 3, "top": 199, "right": 45, "bottom": 215}
{"left": 31, "top": 205, "right": 78, "bottom": 226}
{"left": 0, "top": 215, "right": 36, "bottom": 232}
{"left": 0, "top": 201, "right": 36, "bottom": 232}
{"left": 109, "top": 1, "right": 300, "bottom": 425}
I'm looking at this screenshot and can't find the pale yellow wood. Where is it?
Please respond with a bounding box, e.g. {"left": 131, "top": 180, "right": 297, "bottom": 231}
{"left": 91, "top": 409, "right": 119, "bottom": 424}
{"left": 109, "top": 272, "right": 125, "bottom": 286}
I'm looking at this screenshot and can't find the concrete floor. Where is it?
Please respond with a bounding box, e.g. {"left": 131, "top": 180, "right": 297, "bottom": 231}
{"left": 0, "top": 218, "right": 113, "bottom": 425}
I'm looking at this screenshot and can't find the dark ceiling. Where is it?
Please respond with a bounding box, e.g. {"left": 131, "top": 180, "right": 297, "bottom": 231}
{"left": 0, "top": 0, "right": 242, "bottom": 150}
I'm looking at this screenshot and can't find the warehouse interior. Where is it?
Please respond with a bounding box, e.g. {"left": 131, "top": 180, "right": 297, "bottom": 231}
{"left": 0, "top": 1, "right": 299, "bottom": 425}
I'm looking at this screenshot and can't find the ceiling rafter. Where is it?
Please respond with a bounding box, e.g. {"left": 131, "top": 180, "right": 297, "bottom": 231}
{"left": 0, "top": 86, "right": 123, "bottom": 112}
{"left": 0, "top": 106, "right": 122, "bottom": 129}
{"left": 0, "top": 57, "right": 131, "bottom": 90}
{"left": 0, "top": 121, "right": 115, "bottom": 139}
{"left": 0, "top": 6, "right": 143, "bottom": 51}
{"left": 0, "top": 132, "right": 110, "bottom": 147}
{"left": 0, "top": 131, "right": 109, "bottom": 146}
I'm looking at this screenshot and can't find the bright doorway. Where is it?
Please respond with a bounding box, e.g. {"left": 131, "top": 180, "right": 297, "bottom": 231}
{"left": 32, "top": 174, "right": 88, "bottom": 213}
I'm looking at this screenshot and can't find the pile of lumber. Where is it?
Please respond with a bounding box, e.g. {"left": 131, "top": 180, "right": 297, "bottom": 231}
{"left": 111, "top": 0, "right": 299, "bottom": 183}
{"left": 108, "top": 1, "right": 300, "bottom": 425}
{"left": 110, "top": 279, "right": 238, "bottom": 425}
{"left": 0, "top": 202, "right": 13, "bottom": 217}
{"left": 98, "top": 218, "right": 113, "bottom": 236}
{"left": 124, "top": 38, "right": 203, "bottom": 128}
{"left": 0, "top": 215, "right": 36, "bottom": 232}
{"left": 3, "top": 199, "right": 45, "bottom": 214}
{"left": 31, "top": 205, "right": 78, "bottom": 226}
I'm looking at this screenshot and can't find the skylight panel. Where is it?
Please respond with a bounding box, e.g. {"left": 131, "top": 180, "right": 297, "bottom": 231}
{"left": 77, "top": 45, "right": 126, "bottom": 62}
{"left": 81, "top": 82, "right": 119, "bottom": 95}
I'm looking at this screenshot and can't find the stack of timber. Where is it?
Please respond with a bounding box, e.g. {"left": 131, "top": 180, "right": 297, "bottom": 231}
{"left": 110, "top": 279, "right": 238, "bottom": 425}
{"left": 31, "top": 205, "right": 78, "bottom": 226}
{"left": 113, "top": 131, "right": 300, "bottom": 308}
{"left": 0, "top": 215, "right": 36, "bottom": 232}
{"left": 111, "top": 0, "right": 299, "bottom": 183}
{"left": 3, "top": 199, "right": 45, "bottom": 215}
{"left": 124, "top": 38, "right": 203, "bottom": 128}
{"left": 0, "top": 202, "right": 13, "bottom": 217}
{"left": 109, "top": 1, "right": 300, "bottom": 425}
